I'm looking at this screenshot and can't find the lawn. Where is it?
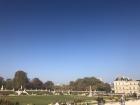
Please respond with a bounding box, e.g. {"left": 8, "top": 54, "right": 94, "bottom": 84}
{"left": 6, "top": 95, "right": 96, "bottom": 105}
{"left": 5, "top": 95, "right": 123, "bottom": 105}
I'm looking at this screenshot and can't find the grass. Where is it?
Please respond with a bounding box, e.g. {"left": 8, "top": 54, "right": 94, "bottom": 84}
{"left": 5, "top": 95, "right": 128, "bottom": 105}
{"left": 6, "top": 95, "right": 96, "bottom": 105}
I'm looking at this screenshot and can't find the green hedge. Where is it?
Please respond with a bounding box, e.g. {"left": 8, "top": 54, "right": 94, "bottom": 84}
{"left": 0, "top": 98, "right": 20, "bottom": 105}
{"left": 0, "top": 91, "right": 15, "bottom": 96}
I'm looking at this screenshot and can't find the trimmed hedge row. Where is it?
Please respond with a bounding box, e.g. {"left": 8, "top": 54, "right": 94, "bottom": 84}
{"left": 0, "top": 98, "right": 20, "bottom": 105}
{"left": 0, "top": 91, "right": 15, "bottom": 96}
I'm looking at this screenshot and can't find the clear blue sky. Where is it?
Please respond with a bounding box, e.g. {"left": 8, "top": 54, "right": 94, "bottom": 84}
{"left": 0, "top": 0, "right": 140, "bottom": 84}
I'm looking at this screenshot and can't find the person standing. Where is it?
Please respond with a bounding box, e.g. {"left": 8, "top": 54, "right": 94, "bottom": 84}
{"left": 96, "top": 97, "right": 105, "bottom": 105}
{"left": 120, "top": 95, "right": 125, "bottom": 105}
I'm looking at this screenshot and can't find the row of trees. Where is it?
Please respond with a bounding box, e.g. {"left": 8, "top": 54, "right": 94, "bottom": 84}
{"left": 0, "top": 70, "right": 111, "bottom": 92}
{"left": 0, "top": 71, "right": 54, "bottom": 90}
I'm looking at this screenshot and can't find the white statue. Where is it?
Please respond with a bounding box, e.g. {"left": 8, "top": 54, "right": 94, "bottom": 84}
{"left": 55, "top": 102, "right": 59, "bottom": 105}
{"left": 20, "top": 85, "right": 23, "bottom": 90}
{"left": 16, "top": 90, "right": 22, "bottom": 96}
{"left": 88, "top": 85, "right": 93, "bottom": 97}
{"left": 68, "top": 90, "right": 71, "bottom": 95}
{"left": 1, "top": 85, "right": 4, "bottom": 91}
{"left": 15, "top": 89, "right": 29, "bottom": 96}
{"left": 47, "top": 89, "right": 51, "bottom": 92}
{"left": 52, "top": 89, "right": 56, "bottom": 94}
{"left": 23, "top": 89, "right": 29, "bottom": 95}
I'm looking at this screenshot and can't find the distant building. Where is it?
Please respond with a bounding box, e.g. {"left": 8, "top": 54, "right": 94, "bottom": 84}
{"left": 113, "top": 76, "right": 140, "bottom": 95}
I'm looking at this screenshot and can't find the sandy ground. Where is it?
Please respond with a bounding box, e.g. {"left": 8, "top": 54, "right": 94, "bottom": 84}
{"left": 105, "top": 100, "right": 140, "bottom": 105}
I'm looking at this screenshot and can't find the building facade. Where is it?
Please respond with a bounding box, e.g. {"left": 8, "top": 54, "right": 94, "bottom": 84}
{"left": 113, "top": 77, "right": 140, "bottom": 94}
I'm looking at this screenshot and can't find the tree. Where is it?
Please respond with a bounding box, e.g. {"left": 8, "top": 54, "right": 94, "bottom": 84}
{"left": 25, "top": 80, "right": 33, "bottom": 89}
{"left": 69, "top": 77, "right": 111, "bottom": 92}
{"left": 0, "top": 76, "right": 4, "bottom": 87}
{"left": 103, "top": 83, "right": 111, "bottom": 92}
{"left": 44, "top": 81, "right": 54, "bottom": 90}
{"left": 5, "top": 79, "right": 13, "bottom": 90}
{"left": 69, "top": 77, "right": 101, "bottom": 91}
{"left": 31, "top": 78, "right": 43, "bottom": 89}
{"left": 13, "top": 70, "right": 29, "bottom": 90}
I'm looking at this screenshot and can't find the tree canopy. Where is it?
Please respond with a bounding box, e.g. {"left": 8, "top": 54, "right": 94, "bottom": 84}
{"left": 31, "top": 78, "right": 43, "bottom": 89}
{"left": 13, "top": 70, "right": 29, "bottom": 90}
{"left": 69, "top": 77, "right": 111, "bottom": 92}
{"left": 5, "top": 79, "right": 13, "bottom": 90}
{"left": 44, "top": 81, "right": 54, "bottom": 90}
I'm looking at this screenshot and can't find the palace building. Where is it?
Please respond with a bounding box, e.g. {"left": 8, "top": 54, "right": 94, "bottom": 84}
{"left": 113, "top": 77, "right": 140, "bottom": 94}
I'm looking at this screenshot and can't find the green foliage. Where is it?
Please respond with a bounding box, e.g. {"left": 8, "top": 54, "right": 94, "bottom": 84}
{"left": 31, "top": 78, "right": 43, "bottom": 89}
{"left": 5, "top": 79, "right": 13, "bottom": 90}
{"left": 6, "top": 95, "right": 129, "bottom": 105}
{"left": 44, "top": 81, "right": 54, "bottom": 91}
{"left": 0, "top": 77, "right": 4, "bottom": 87}
{"left": 0, "top": 97, "right": 20, "bottom": 105}
{"left": 13, "top": 70, "right": 29, "bottom": 90}
{"left": 96, "top": 83, "right": 111, "bottom": 92}
{"left": 2, "top": 70, "right": 111, "bottom": 93}
{"left": 27, "top": 91, "right": 51, "bottom": 95}
{"left": 0, "top": 91, "right": 15, "bottom": 96}
{"left": 7, "top": 95, "right": 89, "bottom": 105}
{"left": 69, "top": 77, "right": 111, "bottom": 92}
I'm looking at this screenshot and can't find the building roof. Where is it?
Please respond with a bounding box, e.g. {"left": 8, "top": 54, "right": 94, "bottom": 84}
{"left": 115, "top": 76, "right": 132, "bottom": 81}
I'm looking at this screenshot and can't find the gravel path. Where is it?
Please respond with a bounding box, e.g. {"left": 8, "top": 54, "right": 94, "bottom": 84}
{"left": 105, "top": 100, "right": 140, "bottom": 105}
